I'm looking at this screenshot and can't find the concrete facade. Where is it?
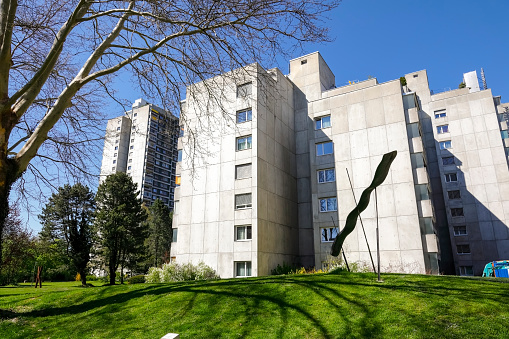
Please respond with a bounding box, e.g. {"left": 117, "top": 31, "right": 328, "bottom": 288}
{"left": 99, "top": 99, "right": 179, "bottom": 208}
{"left": 172, "top": 52, "right": 509, "bottom": 278}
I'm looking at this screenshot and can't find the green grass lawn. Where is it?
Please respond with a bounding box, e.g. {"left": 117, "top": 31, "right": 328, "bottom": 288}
{"left": 1, "top": 272, "right": 509, "bottom": 338}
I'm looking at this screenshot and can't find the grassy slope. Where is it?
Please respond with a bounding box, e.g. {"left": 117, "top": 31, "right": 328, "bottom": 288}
{"left": 1, "top": 272, "right": 509, "bottom": 339}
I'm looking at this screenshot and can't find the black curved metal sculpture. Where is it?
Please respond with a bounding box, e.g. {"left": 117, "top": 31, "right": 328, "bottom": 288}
{"left": 330, "top": 150, "right": 397, "bottom": 257}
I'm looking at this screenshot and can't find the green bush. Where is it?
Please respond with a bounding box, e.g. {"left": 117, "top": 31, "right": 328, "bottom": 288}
{"left": 271, "top": 262, "right": 300, "bottom": 275}
{"left": 127, "top": 275, "right": 146, "bottom": 284}
{"left": 86, "top": 275, "right": 100, "bottom": 281}
{"left": 399, "top": 76, "right": 407, "bottom": 87}
{"left": 145, "top": 262, "right": 219, "bottom": 283}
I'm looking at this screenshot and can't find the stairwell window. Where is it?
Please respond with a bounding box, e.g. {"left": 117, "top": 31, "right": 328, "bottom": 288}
{"left": 445, "top": 173, "right": 458, "bottom": 183}
{"left": 236, "top": 108, "right": 252, "bottom": 123}
{"left": 448, "top": 190, "right": 461, "bottom": 199}
{"left": 235, "top": 261, "right": 252, "bottom": 277}
{"left": 453, "top": 226, "right": 467, "bottom": 236}
{"left": 235, "top": 193, "right": 252, "bottom": 209}
{"left": 237, "top": 82, "right": 252, "bottom": 97}
{"left": 320, "top": 227, "right": 339, "bottom": 242}
{"left": 439, "top": 140, "right": 452, "bottom": 150}
{"left": 434, "top": 109, "right": 446, "bottom": 119}
{"left": 451, "top": 208, "right": 464, "bottom": 217}
{"left": 315, "top": 115, "right": 331, "bottom": 129}
{"left": 316, "top": 141, "right": 333, "bottom": 156}
{"left": 459, "top": 266, "right": 473, "bottom": 276}
{"left": 457, "top": 244, "right": 470, "bottom": 254}
{"left": 235, "top": 225, "right": 252, "bottom": 241}
{"left": 317, "top": 168, "right": 335, "bottom": 183}
{"left": 236, "top": 135, "right": 252, "bottom": 151}
{"left": 235, "top": 163, "right": 252, "bottom": 179}
{"left": 319, "top": 197, "right": 337, "bottom": 212}
{"left": 501, "top": 130, "right": 509, "bottom": 139}
{"left": 442, "top": 156, "right": 455, "bottom": 165}
{"left": 437, "top": 125, "right": 449, "bottom": 134}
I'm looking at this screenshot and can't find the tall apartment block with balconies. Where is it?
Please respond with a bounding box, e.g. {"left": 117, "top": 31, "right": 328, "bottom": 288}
{"left": 172, "top": 52, "right": 509, "bottom": 277}
{"left": 99, "top": 98, "right": 179, "bottom": 208}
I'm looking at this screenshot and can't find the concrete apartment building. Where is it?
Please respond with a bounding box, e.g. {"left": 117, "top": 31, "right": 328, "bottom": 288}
{"left": 172, "top": 52, "right": 509, "bottom": 278}
{"left": 99, "top": 98, "right": 179, "bottom": 208}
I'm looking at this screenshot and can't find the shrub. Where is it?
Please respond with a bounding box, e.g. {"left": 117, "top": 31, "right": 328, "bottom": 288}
{"left": 400, "top": 76, "right": 407, "bottom": 87}
{"left": 127, "top": 275, "right": 146, "bottom": 284}
{"left": 146, "top": 267, "right": 162, "bottom": 283}
{"left": 145, "top": 262, "right": 219, "bottom": 283}
{"left": 271, "top": 262, "right": 299, "bottom": 275}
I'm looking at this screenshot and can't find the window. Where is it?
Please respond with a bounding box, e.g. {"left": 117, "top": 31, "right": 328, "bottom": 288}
{"left": 172, "top": 229, "right": 178, "bottom": 242}
{"left": 129, "top": 152, "right": 133, "bottom": 156}
{"left": 112, "top": 160, "right": 116, "bottom": 164}
{"left": 175, "top": 175, "right": 181, "bottom": 187}
{"left": 445, "top": 173, "right": 458, "bottom": 183}
{"left": 111, "top": 166, "right": 115, "bottom": 170}
{"left": 128, "top": 166, "right": 132, "bottom": 170}
{"left": 442, "top": 156, "right": 455, "bottom": 165}
{"left": 237, "top": 82, "right": 252, "bottom": 97}
{"left": 134, "top": 113, "right": 137, "bottom": 117}
{"left": 131, "top": 138, "right": 134, "bottom": 142}
{"left": 453, "top": 226, "right": 467, "bottom": 236}
{"left": 501, "top": 130, "right": 509, "bottom": 139}
{"left": 113, "top": 153, "right": 117, "bottom": 157}
{"left": 179, "top": 125, "right": 184, "bottom": 137}
{"left": 319, "top": 197, "right": 337, "bottom": 212}
{"left": 128, "top": 159, "right": 132, "bottom": 163}
{"left": 448, "top": 190, "right": 461, "bottom": 200}
{"left": 116, "top": 127, "right": 120, "bottom": 131}
{"left": 320, "top": 227, "right": 339, "bottom": 242}
{"left": 459, "top": 266, "right": 473, "bottom": 276}
{"left": 315, "top": 116, "right": 331, "bottom": 129}
{"left": 301, "top": 59, "right": 307, "bottom": 65}
{"left": 235, "top": 193, "right": 252, "bottom": 209}
{"left": 174, "top": 200, "right": 179, "bottom": 213}
{"left": 236, "top": 135, "right": 252, "bottom": 151}
{"left": 411, "top": 153, "right": 425, "bottom": 168}
{"left": 235, "top": 225, "right": 252, "bottom": 241}
{"left": 408, "top": 123, "right": 420, "bottom": 138}
{"left": 115, "top": 139, "right": 119, "bottom": 144}
{"left": 434, "top": 109, "right": 446, "bottom": 119}
{"left": 415, "top": 184, "right": 430, "bottom": 200}
{"left": 317, "top": 168, "right": 335, "bottom": 183}
{"left": 114, "top": 146, "right": 118, "bottom": 150}
{"left": 436, "top": 125, "right": 449, "bottom": 134}
{"left": 130, "top": 145, "right": 134, "bottom": 149}
{"left": 439, "top": 140, "right": 452, "bottom": 150}
{"left": 451, "top": 208, "right": 464, "bottom": 217}
{"left": 402, "top": 93, "right": 417, "bottom": 109}
{"left": 316, "top": 141, "right": 333, "bottom": 156}
{"left": 236, "top": 108, "right": 252, "bottom": 123}
{"left": 235, "top": 163, "right": 252, "bottom": 179}
{"left": 235, "top": 261, "right": 252, "bottom": 277}
{"left": 457, "top": 244, "right": 470, "bottom": 254}
{"left": 177, "top": 150, "right": 182, "bottom": 162}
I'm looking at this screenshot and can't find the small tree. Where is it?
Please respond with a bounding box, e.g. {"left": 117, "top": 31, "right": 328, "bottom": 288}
{"left": 39, "top": 183, "right": 95, "bottom": 286}
{"left": 95, "top": 172, "right": 147, "bottom": 285}
{"left": 1, "top": 206, "right": 35, "bottom": 285}
{"left": 146, "top": 199, "right": 173, "bottom": 268}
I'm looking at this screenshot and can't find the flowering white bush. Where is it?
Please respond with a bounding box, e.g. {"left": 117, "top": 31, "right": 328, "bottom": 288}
{"left": 145, "top": 262, "right": 219, "bottom": 283}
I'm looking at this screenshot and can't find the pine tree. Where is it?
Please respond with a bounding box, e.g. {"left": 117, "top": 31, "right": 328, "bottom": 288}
{"left": 39, "top": 183, "right": 95, "bottom": 286}
{"left": 95, "top": 173, "right": 147, "bottom": 285}
{"left": 147, "top": 199, "right": 173, "bottom": 267}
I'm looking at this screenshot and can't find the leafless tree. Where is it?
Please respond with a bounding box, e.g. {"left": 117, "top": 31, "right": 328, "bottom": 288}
{"left": 0, "top": 0, "right": 340, "bottom": 268}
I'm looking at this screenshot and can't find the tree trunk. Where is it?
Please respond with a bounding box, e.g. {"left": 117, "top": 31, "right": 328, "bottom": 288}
{"left": 109, "top": 264, "right": 116, "bottom": 285}
{"left": 0, "top": 157, "right": 20, "bottom": 275}
{"left": 80, "top": 269, "right": 87, "bottom": 287}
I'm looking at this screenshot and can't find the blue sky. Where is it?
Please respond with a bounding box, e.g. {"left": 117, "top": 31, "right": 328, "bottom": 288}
{"left": 22, "top": 0, "right": 509, "bottom": 232}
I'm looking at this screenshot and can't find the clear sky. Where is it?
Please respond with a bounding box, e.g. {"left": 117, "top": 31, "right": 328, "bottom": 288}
{"left": 21, "top": 0, "right": 509, "bottom": 232}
